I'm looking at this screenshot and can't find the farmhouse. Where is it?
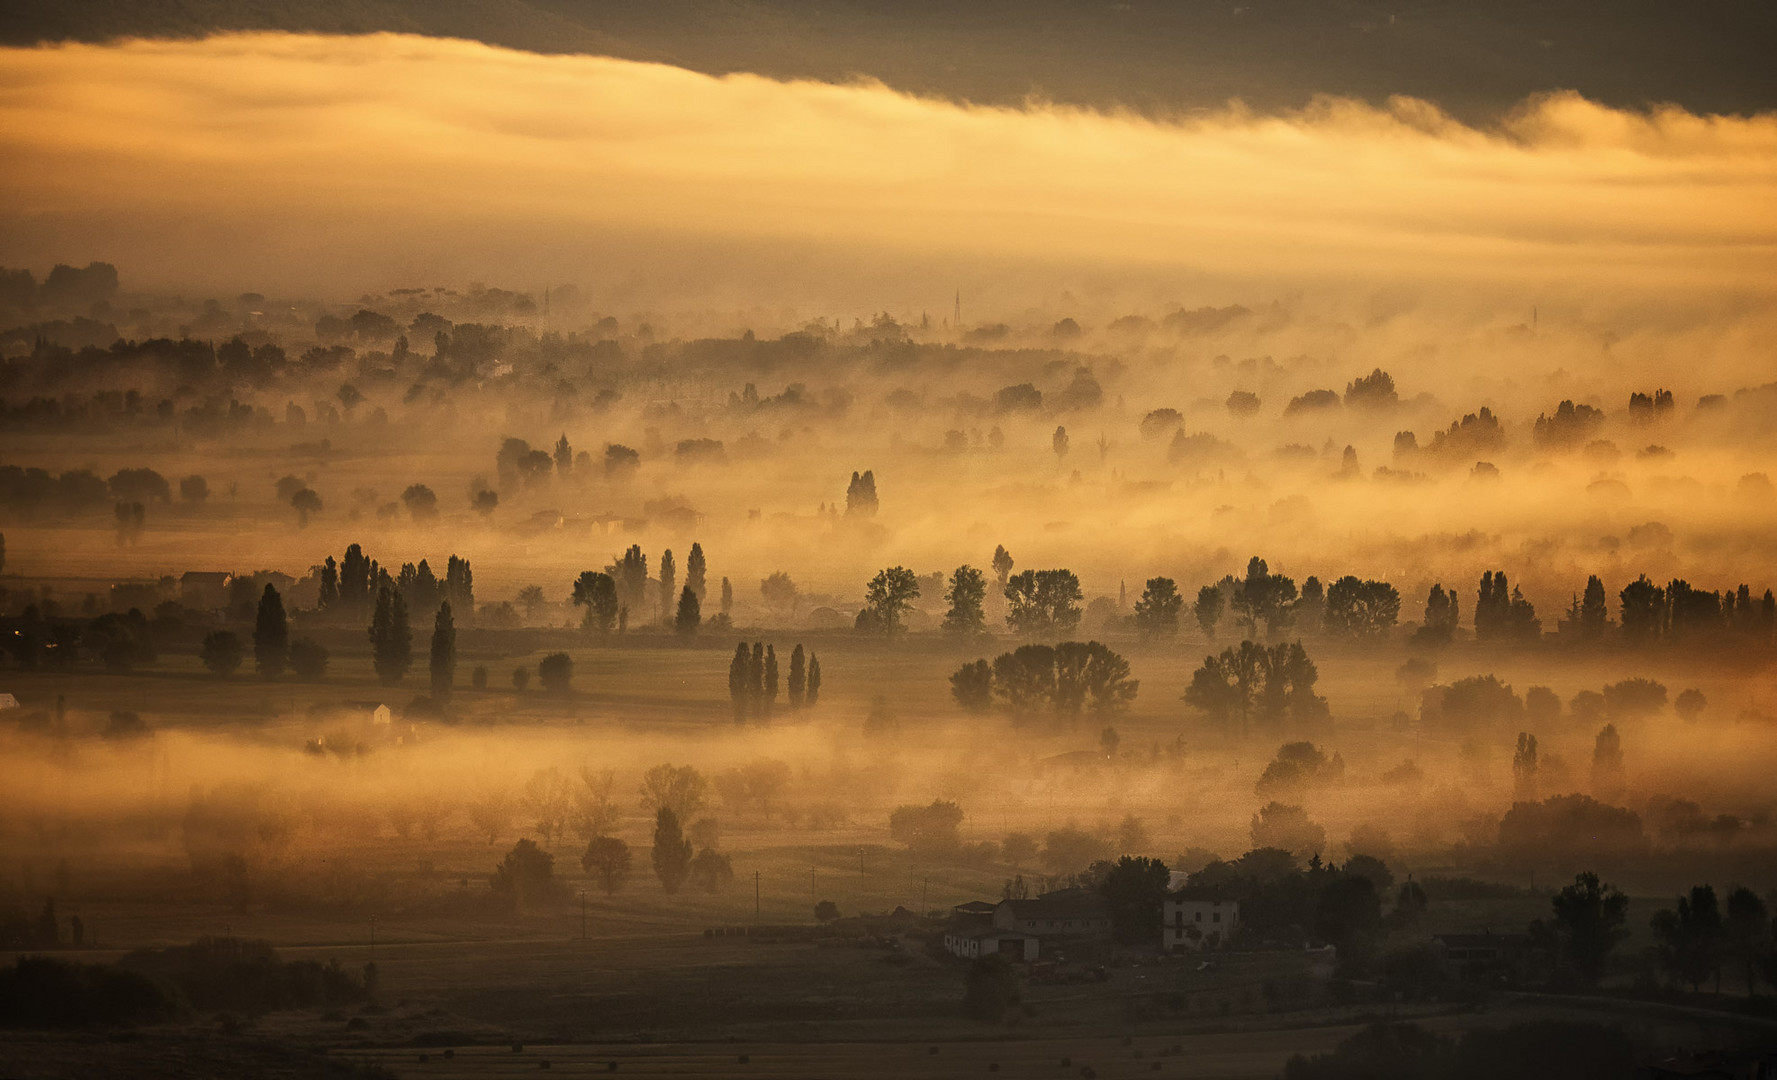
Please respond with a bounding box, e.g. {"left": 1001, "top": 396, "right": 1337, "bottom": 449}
{"left": 943, "top": 927, "right": 1039, "bottom": 962}
{"left": 1163, "top": 887, "right": 1239, "bottom": 950}
{"left": 180, "top": 571, "right": 233, "bottom": 611}
{"left": 991, "top": 887, "right": 1113, "bottom": 937}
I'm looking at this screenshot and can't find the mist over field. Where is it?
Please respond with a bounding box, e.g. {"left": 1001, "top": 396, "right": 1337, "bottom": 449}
{"left": 1, "top": 13, "right": 1776, "bottom": 1080}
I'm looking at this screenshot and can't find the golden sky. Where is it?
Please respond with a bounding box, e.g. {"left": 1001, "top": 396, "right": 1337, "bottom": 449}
{"left": 1, "top": 33, "right": 1774, "bottom": 304}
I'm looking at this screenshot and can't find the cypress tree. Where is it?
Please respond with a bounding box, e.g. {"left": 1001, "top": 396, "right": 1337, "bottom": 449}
{"left": 806, "top": 652, "right": 822, "bottom": 707}
{"left": 319, "top": 556, "right": 339, "bottom": 610}
{"left": 749, "top": 642, "right": 765, "bottom": 713}
{"left": 787, "top": 644, "right": 806, "bottom": 708}
{"left": 764, "top": 645, "right": 779, "bottom": 717}
{"left": 686, "top": 542, "right": 707, "bottom": 602}
{"left": 674, "top": 586, "right": 701, "bottom": 636}
{"left": 253, "top": 584, "right": 288, "bottom": 679}
{"left": 659, "top": 549, "right": 676, "bottom": 626}
{"left": 370, "top": 585, "right": 413, "bottom": 687}
{"left": 430, "top": 600, "right": 456, "bottom": 700}
{"left": 728, "top": 642, "right": 750, "bottom": 722}
{"left": 651, "top": 808, "right": 693, "bottom": 894}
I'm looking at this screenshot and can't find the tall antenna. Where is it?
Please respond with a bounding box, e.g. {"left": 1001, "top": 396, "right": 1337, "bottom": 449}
{"left": 954, "top": 290, "right": 961, "bottom": 329}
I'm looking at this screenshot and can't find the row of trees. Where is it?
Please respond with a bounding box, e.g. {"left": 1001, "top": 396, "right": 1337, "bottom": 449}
{"left": 728, "top": 642, "right": 820, "bottom": 721}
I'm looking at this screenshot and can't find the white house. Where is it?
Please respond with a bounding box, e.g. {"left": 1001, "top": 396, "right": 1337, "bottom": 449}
{"left": 944, "top": 927, "right": 1039, "bottom": 962}
{"left": 1163, "top": 887, "right": 1239, "bottom": 950}
{"left": 371, "top": 704, "right": 392, "bottom": 726}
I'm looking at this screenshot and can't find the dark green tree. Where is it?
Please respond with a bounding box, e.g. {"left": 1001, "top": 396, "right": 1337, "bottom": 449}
{"left": 859, "top": 566, "right": 920, "bottom": 635}
{"left": 1546, "top": 871, "right": 1629, "bottom": 985}
{"left": 806, "top": 653, "right": 822, "bottom": 705}
{"left": 581, "top": 836, "right": 632, "bottom": 896}
{"left": 1576, "top": 574, "right": 1610, "bottom": 640}
{"left": 1653, "top": 884, "right": 1724, "bottom": 992}
{"left": 1093, "top": 855, "right": 1171, "bottom": 943}
{"left": 1053, "top": 640, "right": 1140, "bottom": 716}
{"left": 318, "top": 556, "right": 339, "bottom": 609}
{"left": 1412, "top": 583, "right": 1460, "bottom": 646}
{"left": 658, "top": 548, "right": 676, "bottom": 625}
{"left": 200, "top": 629, "right": 243, "bottom": 677}
{"left": 489, "top": 838, "right": 557, "bottom": 911}
{"left": 340, "top": 543, "right": 371, "bottom": 608}
{"left": 991, "top": 644, "right": 1058, "bottom": 716}
{"left": 609, "top": 545, "right": 648, "bottom": 615}
{"left": 1230, "top": 557, "right": 1297, "bottom": 638}
{"left": 430, "top": 600, "right": 456, "bottom": 700}
{"left": 253, "top": 584, "right": 288, "bottom": 679}
{"left": 728, "top": 643, "right": 751, "bottom": 721}
{"left": 1133, "top": 577, "right": 1183, "bottom": 639}
{"left": 538, "top": 652, "right": 573, "bottom": 694}
{"left": 942, "top": 565, "right": 988, "bottom": 635}
{"left": 787, "top": 644, "right": 806, "bottom": 708}
{"left": 1619, "top": 574, "right": 1665, "bottom": 645}
{"left": 990, "top": 545, "right": 1014, "bottom": 586}
{"left": 572, "top": 570, "right": 620, "bottom": 633}
{"left": 651, "top": 808, "right": 694, "bottom": 894}
{"left": 763, "top": 645, "right": 779, "bottom": 716}
{"left": 1194, "top": 583, "right": 1224, "bottom": 639}
{"left": 369, "top": 586, "right": 412, "bottom": 687}
{"left": 1003, "top": 568, "right": 1083, "bottom": 637}
{"left": 674, "top": 586, "right": 701, "bottom": 636}
{"left": 1322, "top": 576, "right": 1400, "bottom": 638}
{"left": 685, "top": 541, "right": 707, "bottom": 602}
{"left": 950, "top": 659, "right": 993, "bottom": 713}
{"left": 888, "top": 800, "right": 964, "bottom": 853}
{"left": 1724, "top": 886, "right": 1771, "bottom": 994}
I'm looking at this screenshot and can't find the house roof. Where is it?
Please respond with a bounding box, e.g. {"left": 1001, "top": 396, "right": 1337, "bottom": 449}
{"left": 998, "top": 889, "right": 1111, "bottom": 921}
{"left": 954, "top": 901, "right": 998, "bottom": 915}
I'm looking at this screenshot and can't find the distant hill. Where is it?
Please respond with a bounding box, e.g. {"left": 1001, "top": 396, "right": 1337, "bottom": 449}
{"left": 5, "top": 0, "right": 1775, "bottom": 120}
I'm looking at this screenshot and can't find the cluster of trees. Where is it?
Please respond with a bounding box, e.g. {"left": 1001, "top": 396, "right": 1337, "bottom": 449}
{"left": 1183, "top": 640, "right": 1328, "bottom": 730}
{"left": 573, "top": 542, "right": 711, "bottom": 634}
{"left": 949, "top": 640, "right": 1137, "bottom": 721}
{"left": 728, "top": 642, "right": 819, "bottom": 721}
{"left": 1648, "top": 883, "right": 1775, "bottom": 995}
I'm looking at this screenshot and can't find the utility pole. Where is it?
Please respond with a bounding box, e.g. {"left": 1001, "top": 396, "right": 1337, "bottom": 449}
{"left": 755, "top": 871, "right": 761, "bottom": 921}
{"left": 581, "top": 892, "right": 587, "bottom": 940}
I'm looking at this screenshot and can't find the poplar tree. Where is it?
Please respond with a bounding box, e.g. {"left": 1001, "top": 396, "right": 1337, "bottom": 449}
{"left": 370, "top": 585, "right": 413, "bottom": 687}
{"left": 253, "top": 584, "right": 288, "bottom": 679}
{"left": 806, "top": 653, "right": 822, "bottom": 706}
{"left": 659, "top": 549, "right": 676, "bottom": 626}
{"left": 728, "top": 642, "right": 751, "bottom": 722}
{"left": 764, "top": 645, "right": 779, "bottom": 717}
{"left": 686, "top": 542, "right": 708, "bottom": 601}
{"left": 430, "top": 600, "right": 456, "bottom": 700}
{"left": 787, "top": 644, "right": 807, "bottom": 707}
